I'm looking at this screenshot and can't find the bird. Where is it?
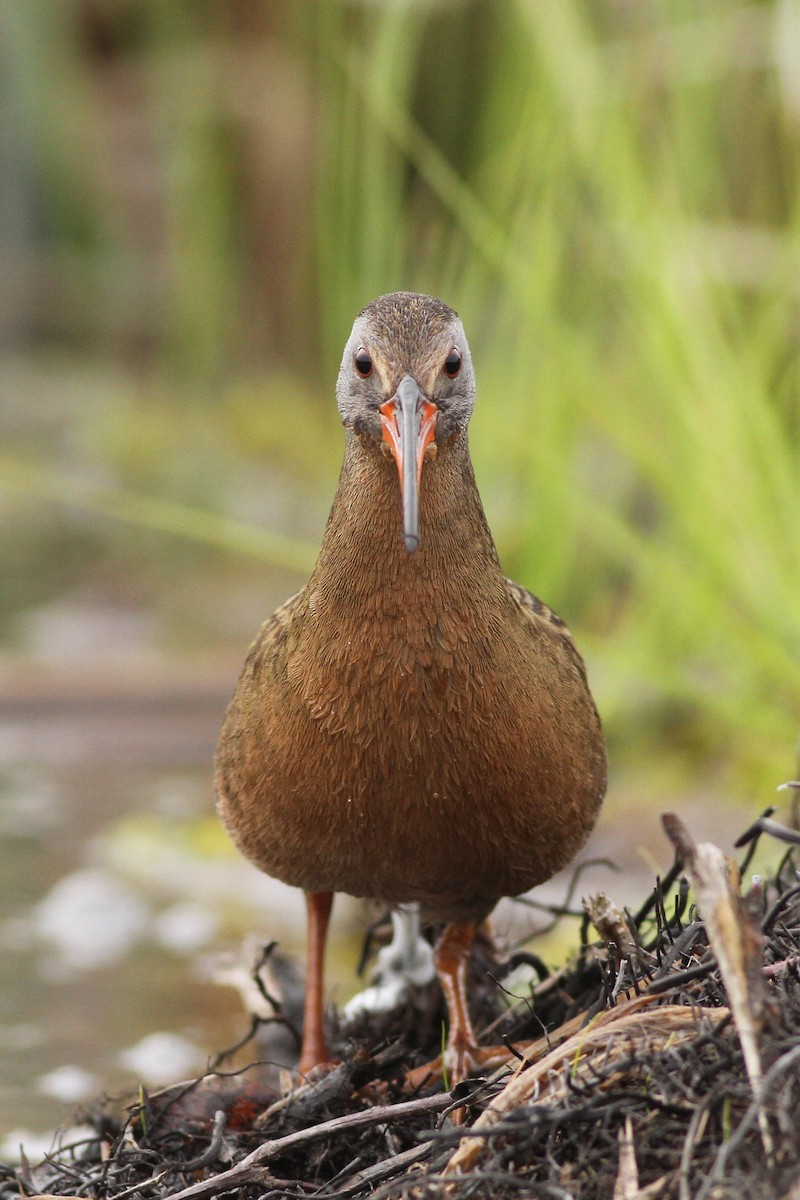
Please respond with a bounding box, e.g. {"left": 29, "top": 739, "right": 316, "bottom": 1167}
{"left": 215, "top": 292, "right": 607, "bottom": 1082}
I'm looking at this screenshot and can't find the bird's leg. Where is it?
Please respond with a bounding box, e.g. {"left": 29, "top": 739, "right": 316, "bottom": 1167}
{"left": 405, "top": 920, "right": 510, "bottom": 1093}
{"left": 298, "top": 890, "right": 334, "bottom": 1075}
{"left": 435, "top": 919, "right": 481, "bottom": 1085}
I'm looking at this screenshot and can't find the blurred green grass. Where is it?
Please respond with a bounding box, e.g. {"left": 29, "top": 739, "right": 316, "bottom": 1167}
{"left": 2, "top": 0, "right": 799, "bottom": 795}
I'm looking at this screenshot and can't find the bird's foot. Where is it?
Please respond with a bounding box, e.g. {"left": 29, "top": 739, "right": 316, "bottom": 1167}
{"left": 406, "top": 1040, "right": 510, "bottom": 1126}
{"left": 445, "top": 1035, "right": 492, "bottom": 1088}
{"left": 405, "top": 1039, "right": 510, "bottom": 1094}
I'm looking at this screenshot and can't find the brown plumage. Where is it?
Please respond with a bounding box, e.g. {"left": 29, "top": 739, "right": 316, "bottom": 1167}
{"left": 215, "top": 292, "right": 606, "bottom": 1079}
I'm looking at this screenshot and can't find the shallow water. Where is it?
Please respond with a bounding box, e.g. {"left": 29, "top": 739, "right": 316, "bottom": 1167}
{"left": 0, "top": 663, "right": 309, "bottom": 1142}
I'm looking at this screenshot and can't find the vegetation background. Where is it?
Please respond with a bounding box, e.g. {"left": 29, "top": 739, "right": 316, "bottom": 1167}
{"left": 4, "top": 0, "right": 800, "bottom": 798}
{"left": 1, "top": 0, "right": 800, "bottom": 1137}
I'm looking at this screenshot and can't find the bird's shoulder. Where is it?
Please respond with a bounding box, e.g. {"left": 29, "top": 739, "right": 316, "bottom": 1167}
{"left": 505, "top": 578, "right": 589, "bottom": 680}
{"left": 241, "top": 590, "right": 303, "bottom": 679}
{"left": 506, "top": 578, "right": 568, "bottom": 630}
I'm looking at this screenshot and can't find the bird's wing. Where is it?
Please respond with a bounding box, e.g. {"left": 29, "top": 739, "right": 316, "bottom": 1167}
{"left": 505, "top": 578, "right": 590, "bottom": 683}
{"left": 239, "top": 590, "right": 303, "bottom": 682}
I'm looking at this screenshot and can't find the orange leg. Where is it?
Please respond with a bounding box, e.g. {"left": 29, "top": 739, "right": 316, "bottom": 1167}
{"left": 435, "top": 920, "right": 480, "bottom": 1085}
{"left": 405, "top": 921, "right": 513, "bottom": 1097}
{"left": 298, "top": 890, "right": 334, "bottom": 1076}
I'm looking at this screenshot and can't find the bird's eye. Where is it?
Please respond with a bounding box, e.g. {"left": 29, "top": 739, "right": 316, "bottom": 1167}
{"left": 443, "top": 348, "right": 461, "bottom": 378}
{"left": 354, "top": 347, "right": 373, "bottom": 378}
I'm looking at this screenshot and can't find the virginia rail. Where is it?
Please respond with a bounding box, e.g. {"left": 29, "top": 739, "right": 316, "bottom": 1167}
{"left": 215, "top": 292, "right": 606, "bottom": 1080}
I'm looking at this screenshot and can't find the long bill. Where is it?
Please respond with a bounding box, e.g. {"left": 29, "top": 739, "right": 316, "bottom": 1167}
{"left": 379, "top": 375, "right": 438, "bottom": 552}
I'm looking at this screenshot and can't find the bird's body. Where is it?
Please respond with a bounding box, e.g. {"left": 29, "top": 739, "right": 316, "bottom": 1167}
{"left": 216, "top": 292, "right": 606, "bottom": 1077}
{"left": 217, "top": 434, "right": 603, "bottom": 919}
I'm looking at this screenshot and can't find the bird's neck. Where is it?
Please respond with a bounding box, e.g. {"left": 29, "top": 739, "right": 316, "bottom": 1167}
{"left": 306, "top": 431, "right": 506, "bottom": 618}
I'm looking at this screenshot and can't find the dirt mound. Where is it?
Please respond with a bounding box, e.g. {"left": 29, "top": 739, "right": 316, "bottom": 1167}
{"left": 3, "top": 808, "right": 800, "bottom": 1200}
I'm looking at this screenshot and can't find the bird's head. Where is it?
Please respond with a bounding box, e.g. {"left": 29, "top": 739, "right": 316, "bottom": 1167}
{"left": 336, "top": 292, "right": 475, "bottom": 552}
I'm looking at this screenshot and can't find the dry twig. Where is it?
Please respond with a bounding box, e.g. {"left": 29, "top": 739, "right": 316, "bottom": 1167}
{"left": 444, "top": 995, "right": 728, "bottom": 1176}
{"left": 662, "top": 811, "right": 771, "bottom": 1155}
